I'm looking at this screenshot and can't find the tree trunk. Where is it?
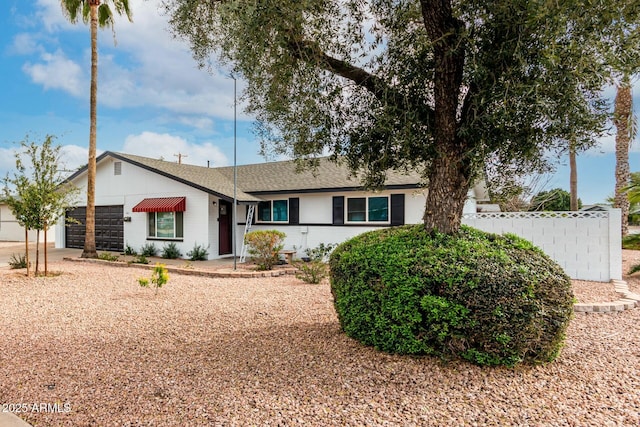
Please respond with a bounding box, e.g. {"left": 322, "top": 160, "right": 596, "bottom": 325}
{"left": 25, "top": 228, "right": 30, "bottom": 277}
{"left": 44, "top": 223, "right": 48, "bottom": 276}
{"left": 420, "top": 4, "right": 468, "bottom": 233}
{"left": 569, "top": 142, "right": 579, "bottom": 211}
{"left": 613, "top": 78, "right": 632, "bottom": 237}
{"left": 82, "top": 2, "right": 99, "bottom": 258}
{"left": 35, "top": 229, "right": 40, "bottom": 275}
{"left": 423, "top": 153, "right": 471, "bottom": 233}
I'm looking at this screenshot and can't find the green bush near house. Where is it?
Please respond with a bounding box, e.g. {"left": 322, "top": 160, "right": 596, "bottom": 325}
{"left": 187, "top": 243, "right": 209, "bottom": 261}
{"left": 329, "top": 225, "right": 574, "bottom": 367}
{"left": 161, "top": 242, "right": 182, "bottom": 259}
{"left": 98, "top": 252, "right": 119, "bottom": 262}
{"left": 244, "top": 229, "right": 286, "bottom": 270}
{"left": 140, "top": 243, "right": 158, "bottom": 257}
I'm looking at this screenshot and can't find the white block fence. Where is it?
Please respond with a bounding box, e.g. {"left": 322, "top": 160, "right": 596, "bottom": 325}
{"left": 462, "top": 210, "right": 622, "bottom": 282}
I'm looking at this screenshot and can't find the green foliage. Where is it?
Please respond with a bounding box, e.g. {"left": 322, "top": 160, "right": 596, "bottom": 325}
{"left": 98, "top": 252, "right": 119, "bottom": 262}
{"left": 244, "top": 230, "right": 286, "bottom": 271}
{"left": 129, "top": 254, "right": 149, "bottom": 265}
{"left": 124, "top": 244, "right": 137, "bottom": 256}
{"left": 140, "top": 243, "right": 158, "bottom": 257}
{"left": 8, "top": 253, "right": 28, "bottom": 269}
{"left": 529, "top": 188, "right": 581, "bottom": 211}
{"left": 186, "top": 243, "right": 209, "bottom": 261}
{"left": 329, "top": 225, "right": 574, "bottom": 367}
{"left": 295, "top": 261, "right": 328, "bottom": 284}
{"left": 164, "top": 0, "right": 635, "bottom": 232}
{"left": 161, "top": 242, "right": 182, "bottom": 259}
{"left": 60, "top": 0, "right": 133, "bottom": 31}
{"left": 628, "top": 263, "right": 640, "bottom": 275}
{"left": 304, "top": 243, "right": 337, "bottom": 262}
{"left": 624, "top": 172, "right": 640, "bottom": 205}
{"left": 138, "top": 263, "right": 170, "bottom": 295}
{"left": 294, "top": 243, "right": 337, "bottom": 283}
{"left": 622, "top": 234, "right": 640, "bottom": 250}
{"left": 2, "top": 134, "right": 80, "bottom": 275}
{"left": 2, "top": 135, "right": 79, "bottom": 233}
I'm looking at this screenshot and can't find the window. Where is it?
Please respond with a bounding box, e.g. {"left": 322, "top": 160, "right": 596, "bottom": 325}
{"left": 347, "top": 196, "right": 389, "bottom": 223}
{"left": 114, "top": 162, "right": 122, "bottom": 175}
{"left": 257, "top": 200, "right": 288, "bottom": 222}
{"left": 148, "top": 211, "right": 183, "bottom": 239}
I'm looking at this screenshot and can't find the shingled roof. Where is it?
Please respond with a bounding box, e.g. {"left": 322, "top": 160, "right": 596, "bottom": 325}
{"left": 216, "top": 157, "right": 423, "bottom": 194}
{"left": 66, "top": 152, "right": 426, "bottom": 202}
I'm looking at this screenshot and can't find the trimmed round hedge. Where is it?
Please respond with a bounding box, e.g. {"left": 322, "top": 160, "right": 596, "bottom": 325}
{"left": 329, "top": 225, "right": 574, "bottom": 367}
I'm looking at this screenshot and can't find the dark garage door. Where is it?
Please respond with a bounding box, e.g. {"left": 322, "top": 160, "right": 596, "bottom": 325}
{"left": 66, "top": 205, "right": 124, "bottom": 252}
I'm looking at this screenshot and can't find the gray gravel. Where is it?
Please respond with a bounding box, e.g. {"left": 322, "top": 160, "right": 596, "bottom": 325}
{"left": 1, "top": 261, "right": 639, "bottom": 426}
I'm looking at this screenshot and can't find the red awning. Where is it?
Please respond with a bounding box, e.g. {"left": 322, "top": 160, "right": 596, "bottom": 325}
{"left": 132, "top": 197, "right": 186, "bottom": 213}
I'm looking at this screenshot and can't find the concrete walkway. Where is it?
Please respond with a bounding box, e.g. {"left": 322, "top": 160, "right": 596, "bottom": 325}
{"left": 0, "top": 412, "right": 32, "bottom": 427}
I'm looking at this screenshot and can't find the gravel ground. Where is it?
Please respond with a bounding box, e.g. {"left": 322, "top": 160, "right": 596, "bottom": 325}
{"left": 1, "top": 260, "right": 639, "bottom": 427}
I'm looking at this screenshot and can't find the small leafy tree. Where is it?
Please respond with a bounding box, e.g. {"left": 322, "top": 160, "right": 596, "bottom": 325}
{"left": 244, "top": 230, "right": 286, "bottom": 270}
{"left": 529, "top": 188, "right": 581, "bottom": 212}
{"left": 2, "top": 135, "right": 79, "bottom": 276}
{"left": 138, "top": 263, "right": 170, "bottom": 295}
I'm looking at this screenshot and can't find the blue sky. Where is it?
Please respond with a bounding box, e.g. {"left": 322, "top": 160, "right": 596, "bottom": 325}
{"left": 1, "top": 0, "right": 638, "bottom": 205}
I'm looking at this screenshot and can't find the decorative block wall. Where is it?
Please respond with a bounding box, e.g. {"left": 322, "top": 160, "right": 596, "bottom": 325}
{"left": 462, "top": 210, "right": 622, "bottom": 282}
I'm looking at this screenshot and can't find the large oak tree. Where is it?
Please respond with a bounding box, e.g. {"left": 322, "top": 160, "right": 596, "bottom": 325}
{"left": 164, "top": 0, "right": 637, "bottom": 233}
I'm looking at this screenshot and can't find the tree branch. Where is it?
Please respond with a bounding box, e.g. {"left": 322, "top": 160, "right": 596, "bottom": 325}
{"left": 288, "top": 38, "right": 434, "bottom": 124}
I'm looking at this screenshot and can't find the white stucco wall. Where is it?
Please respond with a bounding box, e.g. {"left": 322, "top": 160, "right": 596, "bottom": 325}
{"left": 1, "top": 204, "right": 56, "bottom": 242}
{"left": 236, "top": 188, "right": 477, "bottom": 259}
{"left": 55, "top": 156, "right": 219, "bottom": 259}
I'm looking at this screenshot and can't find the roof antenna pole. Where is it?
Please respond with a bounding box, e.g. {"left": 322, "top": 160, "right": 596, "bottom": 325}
{"left": 174, "top": 153, "right": 188, "bottom": 164}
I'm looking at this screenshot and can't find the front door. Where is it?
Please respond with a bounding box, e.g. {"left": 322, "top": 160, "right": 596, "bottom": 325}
{"left": 218, "top": 200, "right": 233, "bottom": 255}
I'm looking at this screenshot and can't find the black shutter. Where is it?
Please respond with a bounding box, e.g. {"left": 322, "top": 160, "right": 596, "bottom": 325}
{"left": 332, "top": 196, "right": 344, "bottom": 225}
{"left": 289, "top": 198, "right": 299, "bottom": 225}
{"left": 390, "top": 194, "right": 405, "bottom": 226}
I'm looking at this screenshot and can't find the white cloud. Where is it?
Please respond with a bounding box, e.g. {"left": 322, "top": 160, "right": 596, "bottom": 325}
{"left": 9, "top": 33, "right": 40, "bottom": 55}
{"left": 177, "top": 116, "right": 215, "bottom": 130}
{"left": 60, "top": 144, "right": 91, "bottom": 172}
{"left": 122, "top": 131, "right": 228, "bottom": 167}
{"left": 22, "top": 50, "right": 85, "bottom": 96}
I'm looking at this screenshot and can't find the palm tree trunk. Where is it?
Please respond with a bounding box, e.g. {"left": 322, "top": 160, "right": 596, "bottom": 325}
{"left": 82, "top": 1, "right": 99, "bottom": 258}
{"left": 614, "top": 77, "right": 632, "bottom": 237}
{"left": 569, "top": 141, "right": 579, "bottom": 211}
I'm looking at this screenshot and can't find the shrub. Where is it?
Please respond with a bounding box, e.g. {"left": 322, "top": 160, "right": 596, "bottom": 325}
{"left": 124, "top": 244, "right": 137, "bottom": 256}
{"left": 295, "top": 261, "right": 328, "bottom": 284}
{"left": 329, "top": 225, "right": 574, "bottom": 367}
{"left": 98, "top": 252, "right": 119, "bottom": 262}
{"left": 140, "top": 243, "right": 158, "bottom": 257}
{"left": 138, "top": 263, "right": 169, "bottom": 295}
{"left": 8, "top": 253, "right": 28, "bottom": 269}
{"left": 161, "top": 242, "right": 182, "bottom": 259}
{"left": 629, "top": 263, "right": 640, "bottom": 275}
{"left": 129, "top": 254, "right": 149, "bottom": 265}
{"left": 244, "top": 230, "right": 286, "bottom": 270}
{"left": 187, "top": 243, "right": 209, "bottom": 261}
{"left": 622, "top": 234, "right": 640, "bottom": 250}
{"left": 304, "top": 242, "right": 337, "bottom": 262}
{"left": 294, "top": 243, "right": 337, "bottom": 283}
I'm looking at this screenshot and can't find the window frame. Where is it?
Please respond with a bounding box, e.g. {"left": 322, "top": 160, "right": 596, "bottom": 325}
{"left": 256, "top": 199, "right": 289, "bottom": 223}
{"left": 147, "top": 211, "right": 184, "bottom": 240}
{"left": 345, "top": 195, "right": 390, "bottom": 224}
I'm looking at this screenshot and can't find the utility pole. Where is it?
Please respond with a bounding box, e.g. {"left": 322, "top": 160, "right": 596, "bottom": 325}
{"left": 174, "top": 153, "right": 188, "bottom": 164}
